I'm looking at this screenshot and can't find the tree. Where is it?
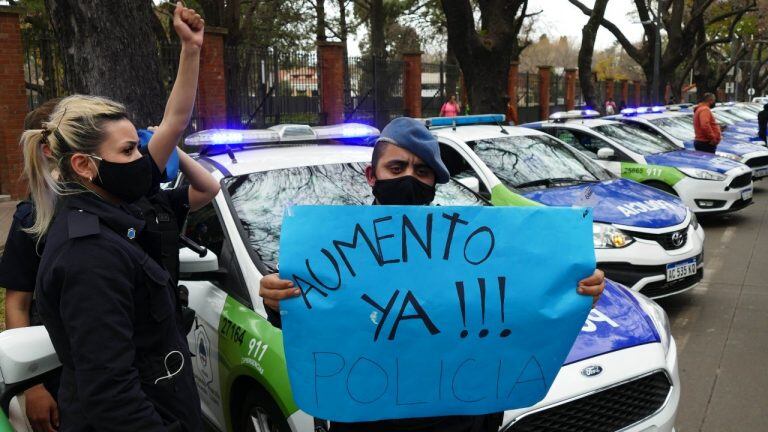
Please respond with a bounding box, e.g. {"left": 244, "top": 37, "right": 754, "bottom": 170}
{"left": 568, "top": 0, "right": 756, "bottom": 103}
{"left": 441, "top": 0, "right": 537, "bottom": 114}
{"left": 44, "top": 0, "right": 165, "bottom": 127}
{"left": 576, "top": 0, "right": 608, "bottom": 110}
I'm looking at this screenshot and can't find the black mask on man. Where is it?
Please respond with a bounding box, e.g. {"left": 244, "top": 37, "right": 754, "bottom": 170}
{"left": 91, "top": 155, "right": 153, "bottom": 203}
{"left": 372, "top": 175, "right": 436, "bottom": 205}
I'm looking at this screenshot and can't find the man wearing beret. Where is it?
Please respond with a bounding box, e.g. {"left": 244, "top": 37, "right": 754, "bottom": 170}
{"left": 259, "top": 117, "right": 605, "bottom": 431}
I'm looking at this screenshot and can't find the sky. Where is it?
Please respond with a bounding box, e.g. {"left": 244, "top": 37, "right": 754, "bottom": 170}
{"left": 535, "top": 0, "right": 646, "bottom": 50}
{"left": 346, "top": 0, "right": 645, "bottom": 56}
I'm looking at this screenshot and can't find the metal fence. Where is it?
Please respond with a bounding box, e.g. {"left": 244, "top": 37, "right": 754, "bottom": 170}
{"left": 21, "top": 28, "right": 67, "bottom": 110}
{"left": 517, "top": 72, "right": 539, "bottom": 123}
{"left": 343, "top": 55, "right": 404, "bottom": 127}
{"left": 224, "top": 47, "right": 320, "bottom": 129}
{"left": 421, "top": 61, "right": 461, "bottom": 118}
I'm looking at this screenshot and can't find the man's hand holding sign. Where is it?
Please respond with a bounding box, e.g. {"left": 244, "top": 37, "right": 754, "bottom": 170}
{"left": 260, "top": 117, "right": 604, "bottom": 431}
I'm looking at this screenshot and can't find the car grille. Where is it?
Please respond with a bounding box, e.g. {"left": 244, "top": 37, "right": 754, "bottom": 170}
{"left": 623, "top": 227, "right": 688, "bottom": 250}
{"left": 640, "top": 269, "right": 703, "bottom": 298}
{"left": 505, "top": 372, "right": 672, "bottom": 432}
{"left": 745, "top": 155, "right": 768, "bottom": 168}
{"left": 729, "top": 172, "right": 752, "bottom": 189}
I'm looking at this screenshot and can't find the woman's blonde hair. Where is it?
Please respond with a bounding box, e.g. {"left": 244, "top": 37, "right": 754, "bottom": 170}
{"left": 22, "top": 94, "right": 129, "bottom": 238}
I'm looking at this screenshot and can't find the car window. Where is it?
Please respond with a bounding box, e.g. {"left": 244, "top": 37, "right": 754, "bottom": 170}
{"left": 466, "top": 134, "right": 612, "bottom": 191}
{"left": 711, "top": 110, "right": 738, "bottom": 125}
{"left": 648, "top": 117, "right": 695, "bottom": 141}
{"left": 593, "top": 123, "right": 679, "bottom": 155}
{"left": 225, "top": 162, "right": 487, "bottom": 271}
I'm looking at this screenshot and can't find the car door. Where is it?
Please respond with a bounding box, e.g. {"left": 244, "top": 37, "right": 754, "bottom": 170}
{"left": 556, "top": 128, "right": 629, "bottom": 176}
{"left": 181, "top": 195, "right": 250, "bottom": 431}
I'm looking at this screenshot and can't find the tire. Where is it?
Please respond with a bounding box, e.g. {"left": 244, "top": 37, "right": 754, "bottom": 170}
{"left": 237, "top": 386, "right": 291, "bottom": 432}
{"left": 644, "top": 181, "right": 678, "bottom": 196}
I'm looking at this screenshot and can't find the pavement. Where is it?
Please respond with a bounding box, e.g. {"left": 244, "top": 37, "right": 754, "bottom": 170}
{"left": 2, "top": 186, "right": 767, "bottom": 431}
{"left": 659, "top": 183, "right": 768, "bottom": 431}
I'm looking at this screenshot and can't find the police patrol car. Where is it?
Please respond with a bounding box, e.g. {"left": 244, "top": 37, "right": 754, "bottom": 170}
{"left": 607, "top": 107, "right": 768, "bottom": 179}
{"left": 0, "top": 123, "right": 679, "bottom": 432}
{"left": 525, "top": 110, "right": 754, "bottom": 214}
{"left": 424, "top": 114, "right": 704, "bottom": 298}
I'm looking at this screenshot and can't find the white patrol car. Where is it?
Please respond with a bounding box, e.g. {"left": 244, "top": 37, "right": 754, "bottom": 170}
{"left": 607, "top": 107, "right": 768, "bottom": 179}
{"left": 423, "top": 114, "right": 704, "bottom": 298}
{"left": 525, "top": 110, "right": 755, "bottom": 215}
{"left": 0, "top": 123, "right": 680, "bottom": 432}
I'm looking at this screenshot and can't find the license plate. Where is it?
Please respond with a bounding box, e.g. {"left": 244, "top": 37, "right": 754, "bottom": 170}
{"left": 666, "top": 259, "right": 697, "bottom": 281}
{"left": 755, "top": 168, "right": 768, "bottom": 178}
{"left": 742, "top": 189, "right": 753, "bottom": 201}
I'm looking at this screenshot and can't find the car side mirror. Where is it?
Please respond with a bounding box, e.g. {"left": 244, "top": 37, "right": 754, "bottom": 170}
{"left": 597, "top": 147, "right": 616, "bottom": 161}
{"left": 180, "top": 247, "right": 219, "bottom": 273}
{"left": 455, "top": 176, "right": 481, "bottom": 193}
{"left": 0, "top": 326, "right": 60, "bottom": 414}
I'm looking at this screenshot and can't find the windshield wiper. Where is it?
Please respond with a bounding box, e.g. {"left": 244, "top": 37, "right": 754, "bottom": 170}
{"left": 515, "top": 177, "right": 597, "bottom": 189}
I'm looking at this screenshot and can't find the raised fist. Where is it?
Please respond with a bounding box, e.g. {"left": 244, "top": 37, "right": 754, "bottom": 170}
{"left": 173, "top": 1, "right": 204, "bottom": 48}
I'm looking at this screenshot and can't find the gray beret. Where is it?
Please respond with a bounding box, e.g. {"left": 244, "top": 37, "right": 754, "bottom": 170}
{"left": 376, "top": 117, "right": 450, "bottom": 184}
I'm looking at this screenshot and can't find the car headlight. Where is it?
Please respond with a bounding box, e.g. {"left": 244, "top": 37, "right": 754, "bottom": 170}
{"left": 593, "top": 223, "right": 634, "bottom": 249}
{"left": 690, "top": 210, "right": 699, "bottom": 230}
{"left": 715, "top": 151, "right": 742, "bottom": 162}
{"left": 678, "top": 167, "right": 727, "bottom": 181}
{"left": 634, "top": 291, "right": 672, "bottom": 356}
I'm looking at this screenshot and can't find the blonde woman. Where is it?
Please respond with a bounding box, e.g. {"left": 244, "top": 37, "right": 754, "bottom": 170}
{"left": 20, "top": 4, "right": 217, "bottom": 431}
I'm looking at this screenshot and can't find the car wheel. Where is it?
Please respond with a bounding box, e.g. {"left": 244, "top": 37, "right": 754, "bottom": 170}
{"left": 644, "top": 181, "right": 678, "bottom": 196}
{"left": 238, "top": 387, "right": 291, "bottom": 432}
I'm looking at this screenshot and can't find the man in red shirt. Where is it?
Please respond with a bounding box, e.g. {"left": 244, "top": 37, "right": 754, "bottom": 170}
{"left": 693, "top": 93, "right": 721, "bottom": 153}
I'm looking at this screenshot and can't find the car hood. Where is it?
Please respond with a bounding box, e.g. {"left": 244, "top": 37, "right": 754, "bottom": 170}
{"left": 645, "top": 149, "right": 744, "bottom": 174}
{"left": 522, "top": 178, "right": 687, "bottom": 228}
{"left": 564, "top": 279, "right": 659, "bottom": 365}
{"left": 683, "top": 139, "right": 767, "bottom": 157}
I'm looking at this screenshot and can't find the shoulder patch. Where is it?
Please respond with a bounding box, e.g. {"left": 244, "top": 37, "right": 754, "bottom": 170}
{"left": 68, "top": 210, "right": 100, "bottom": 239}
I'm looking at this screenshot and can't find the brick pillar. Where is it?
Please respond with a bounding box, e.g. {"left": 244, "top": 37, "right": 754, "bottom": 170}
{"left": 664, "top": 84, "right": 672, "bottom": 104}
{"left": 565, "top": 68, "right": 577, "bottom": 111}
{"left": 402, "top": 52, "right": 422, "bottom": 118}
{"left": 318, "top": 42, "right": 345, "bottom": 125}
{"left": 0, "top": 7, "right": 27, "bottom": 199}
{"left": 538, "top": 65, "right": 552, "bottom": 120}
{"left": 507, "top": 61, "right": 519, "bottom": 124}
{"left": 196, "top": 26, "right": 228, "bottom": 129}
{"left": 459, "top": 72, "right": 468, "bottom": 114}
{"left": 605, "top": 78, "right": 615, "bottom": 101}
{"left": 633, "top": 80, "right": 642, "bottom": 106}
{"left": 621, "top": 79, "right": 630, "bottom": 106}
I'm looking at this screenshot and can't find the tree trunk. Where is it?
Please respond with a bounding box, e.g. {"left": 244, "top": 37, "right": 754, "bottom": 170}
{"left": 338, "top": 0, "right": 351, "bottom": 113}
{"left": 370, "top": 0, "right": 389, "bottom": 127}
{"left": 45, "top": 0, "right": 166, "bottom": 127}
{"left": 441, "top": 0, "right": 528, "bottom": 114}
{"left": 316, "top": 0, "right": 326, "bottom": 42}
{"left": 577, "top": 0, "right": 608, "bottom": 110}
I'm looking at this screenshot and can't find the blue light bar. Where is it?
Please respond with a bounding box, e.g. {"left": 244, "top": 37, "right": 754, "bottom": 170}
{"left": 185, "top": 129, "right": 280, "bottom": 146}
{"left": 423, "top": 114, "right": 506, "bottom": 128}
{"left": 549, "top": 109, "right": 601, "bottom": 121}
{"left": 651, "top": 106, "right": 666, "bottom": 113}
{"left": 313, "top": 123, "right": 380, "bottom": 140}
{"left": 620, "top": 108, "right": 637, "bottom": 116}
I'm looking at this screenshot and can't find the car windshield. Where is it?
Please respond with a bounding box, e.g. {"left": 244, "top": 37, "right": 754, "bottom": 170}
{"left": 466, "top": 134, "right": 612, "bottom": 191}
{"left": 593, "top": 122, "right": 680, "bottom": 155}
{"left": 712, "top": 109, "right": 740, "bottom": 125}
{"left": 226, "top": 162, "right": 487, "bottom": 270}
{"left": 723, "top": 107, "right": 755, "bottom": 121}
{"left": 648, "top": 116, "right": 695, "bottom": 141}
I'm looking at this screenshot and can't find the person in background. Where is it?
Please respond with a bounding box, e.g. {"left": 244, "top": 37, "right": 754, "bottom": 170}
{"left": 440, "top": 94, "right": 461, "bottom": 117}
{"left": 757, "top": 103, "right": 768, "bottom": 145}
{"left": 2, "top": 98, "right": 62, "bottom": 432}
{"left": 693, "top": 93, "right": 721, "bottom": 153}
{"left": 604, "top": 97, "right": 617, "bottom": 115}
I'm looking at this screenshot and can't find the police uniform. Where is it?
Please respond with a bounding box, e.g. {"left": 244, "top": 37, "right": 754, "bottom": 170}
{"left": 35, "top": 191, "right": 202, "bottom": 432}
{"left": 0, "top": 201, "right": 61, "bottom": 396}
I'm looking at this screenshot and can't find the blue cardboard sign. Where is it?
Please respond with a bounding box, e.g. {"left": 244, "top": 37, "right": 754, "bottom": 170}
{"left": 279, "top": 205, "right": 595, "bottom": 422}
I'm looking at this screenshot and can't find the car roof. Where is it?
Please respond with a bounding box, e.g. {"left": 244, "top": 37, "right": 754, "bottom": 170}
{"left": 195, "top": 144, "right": 373, "bottom": 178}
{"left": 624, "top": 112, "right": 687, "bottom": 121}
{"left": 429, "top": 124, "right": 547, "bottom": 142}
{"left": 540, "top": 118, "right": 619, "bottom": 128}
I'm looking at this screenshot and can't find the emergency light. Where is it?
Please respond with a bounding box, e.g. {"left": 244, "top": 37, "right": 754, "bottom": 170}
{"left": 423, "top": 114, "right": 506, "bottom": 128}
{"left": 620, "top": 108, "right": 637, "bottom": 116}
{"left": 184, "top": 123, "right": 378, "bottom": 147}
{"left": 549, "top": 109, "right": 601, "bottom": 122}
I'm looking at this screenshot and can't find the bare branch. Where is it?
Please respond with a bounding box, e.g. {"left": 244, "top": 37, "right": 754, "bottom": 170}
{"left": 568, "top": 0, "right": 644, "bottom": 62}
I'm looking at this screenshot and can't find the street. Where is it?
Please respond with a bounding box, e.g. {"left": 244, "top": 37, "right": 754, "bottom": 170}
{"left": 661, "top": 183, "right": 768, "bottom": 431}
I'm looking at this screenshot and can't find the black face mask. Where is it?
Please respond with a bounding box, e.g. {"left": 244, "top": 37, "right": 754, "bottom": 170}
{"left": 372, "top": 176, "right": 436, "bottom": 205}
{"left": 91, "top": 155, "right": 153, "bottom": 203}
